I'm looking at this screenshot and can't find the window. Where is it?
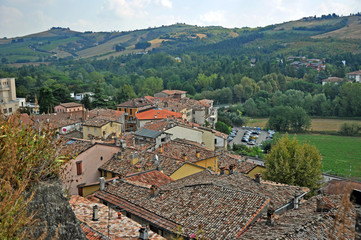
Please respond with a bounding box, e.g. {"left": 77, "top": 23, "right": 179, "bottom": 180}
{"left": 76, "top": 161, "right": 82, "bottom": 175}
{"left": 100, "top": 156, "right": 103, "bottom": 161}
{"left": 9, "top": 108, "right": 12, "bottom": 113}
{"left": 3, "top": 109, "right": 7, "bottom": 114}
{"left": 129, "top": 109, "right": 132, "bottom": 115}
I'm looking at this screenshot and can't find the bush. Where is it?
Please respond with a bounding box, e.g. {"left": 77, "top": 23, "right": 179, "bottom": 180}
{"left": 339, "top": 123, "right": 361, "bottom": 136}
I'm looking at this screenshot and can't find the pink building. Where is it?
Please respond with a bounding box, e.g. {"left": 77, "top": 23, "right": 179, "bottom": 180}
{"left": 60, "top": 140, "right": 121, "bottom": 195}
{"left": 54, "top": 102, "right": 83, "bottom": 113}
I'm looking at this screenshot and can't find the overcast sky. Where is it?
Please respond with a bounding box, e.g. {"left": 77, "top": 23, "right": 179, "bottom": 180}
{"left": 1, "top": 0, "right": 361, "bottom": 38}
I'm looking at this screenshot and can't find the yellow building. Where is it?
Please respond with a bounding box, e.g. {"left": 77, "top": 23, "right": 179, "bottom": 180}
{"left": 117, "top": 98, "right": 153, "bottom": 132}
{"left": 83, "top": 118, "right": 122, "bottom": 140}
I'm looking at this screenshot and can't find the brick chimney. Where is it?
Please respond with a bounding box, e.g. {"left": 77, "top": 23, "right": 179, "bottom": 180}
{"left": 117, "top": 150, "right": 124, "bottom": 160}
{"left": 92, "top": 205, "right": 99, "bottom": 221}
{"left": 255, "top": 173, "right": 262, "bottom": 184}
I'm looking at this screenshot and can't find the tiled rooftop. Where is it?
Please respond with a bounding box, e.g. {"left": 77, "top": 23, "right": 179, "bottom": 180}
{"left": 70, "top": 195, "right": 165, "bottom": 240}
{"left": 160, "top": 170, "right": 308, "bottom": 211}
{"left": 83, "top": 118, "right": 110, "bottom": 127}
{"left": 241, "top": 194, "right": 355, "bottom": 239}
{"left": 125, "top": 170, "right": 174, "bottom": 187}
{"left": 7, "top": 113, "right": 33, "bottom": 126}
{"left": 117, "top": 98, "right": 153, "bottom": 109}
{"left": 33, "top": 111, "right": 89, "bottom": 129}
{"left": 347, "top": 70, "right": 361, "bottom": 75}
{"left": 136, "top": 108, "right": 182, "bottom": 120}
{"left": 99, "top": 148, "right": 184, "bottom": 177}
{"left": 322, "top": 77, "right": 345, "bottom": 83}
{"left": 89, "top": 108, "right": 125, "bottom": 122}
{"left": 160, "top": 138, "right": 216, "bottom": 163}
{"left": 59, "top": 102, "right": 83, "bottom": 108}
{"left": 161, "top": 90, "right": 187, "bottom": 95}
{"left": 57, "top": 138, "right": 94, "bottom": 159}
{"left": 96, "top": 180, "right": 270, "bottom": 240}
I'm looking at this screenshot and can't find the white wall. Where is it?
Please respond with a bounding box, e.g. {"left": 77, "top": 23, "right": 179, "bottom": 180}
{"left": 165, "top": 126, "right": 202, "bottom": 144}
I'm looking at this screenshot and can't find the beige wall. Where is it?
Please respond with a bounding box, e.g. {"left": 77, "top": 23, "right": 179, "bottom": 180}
{"left": 83, "top": 121, "right": 122, "bottom": 140}
{"left": 54, "top": 105, "right": 83, "bottom": 113}
{"left": 0, "top": 78, "right": 19, "bottom": 116}
{"left": 165, "top": 126, "right": 203, "bottom": 144}
{"left": 193, "top": 109, "right": 205, "bottom": 125}
{"left": 200, "top": 129, "right": 215, "bottom": 150}
{"left": 61, "top": 144, "right": 121, "bottom": 195}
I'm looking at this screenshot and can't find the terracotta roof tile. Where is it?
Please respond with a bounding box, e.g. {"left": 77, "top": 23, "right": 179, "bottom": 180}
{"left": 96, "top": 180, "right": 270, "bottom": 240}
{"left": 136, "top": 108, "right": 181, "bottom": 120}
{"left": 70, "top": 195, "right": 165, "bottom": 240}
{"left": 126, "top": 170, "right": 174, "bottom": 187}
{"left": 58, "top": 102, "right": 83, "bottom": 108}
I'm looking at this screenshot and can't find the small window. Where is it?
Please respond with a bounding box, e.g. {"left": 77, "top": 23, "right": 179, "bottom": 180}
{"left": 3, "top": 109, "right": 7, "bottom": 114}
{"left": 76, "top": 161, "right": 82, "bottom": 175}
{"left": 100, "top": 156, "right": 103, "bottom": 161}
{"left": 112, "top": 172, "right": 116, "bottom": 178}
{"left": 9, "top": 108, "right": 12, "bottom": 113}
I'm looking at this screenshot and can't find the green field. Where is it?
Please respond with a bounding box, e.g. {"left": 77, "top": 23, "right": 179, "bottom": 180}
{"left": 289, "top": 134, "right": 361, "bottom": 178}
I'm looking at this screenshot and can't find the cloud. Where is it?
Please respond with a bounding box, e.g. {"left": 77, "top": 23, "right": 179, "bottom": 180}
{"left": 155, "top": 0, "right": 172, "bottom": 8}
{"left": 0, "top": 5, "right": 24, "bottom": 37}
{"left": 104, "top": 0, "right": 152, "bottom": 18}
{"left": 199, "top": 10, "right": 226, "bottom": 25}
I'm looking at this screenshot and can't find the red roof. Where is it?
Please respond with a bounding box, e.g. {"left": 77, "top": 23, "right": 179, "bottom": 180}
{"left": 347, "top": 70, "right": 361, "bottom": 75}
{"left": 136, "top": 108, "right": 182, "bottom": 120}
{"left": 161, "top": 90, "right": 187, "bottom": 95}
{"left": 126, "top": 170, "right": 174, "bottom": 186}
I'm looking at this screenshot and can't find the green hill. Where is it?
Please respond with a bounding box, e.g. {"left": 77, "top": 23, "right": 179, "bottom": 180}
{"left": 1, "top": 14, "right": 361, "bottom": 64}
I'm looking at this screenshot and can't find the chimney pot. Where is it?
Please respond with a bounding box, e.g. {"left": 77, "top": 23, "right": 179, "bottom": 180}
{"left": 92, "top": 205, "right": 99, "bottom": 221}
{"left": 294, "top": 194, "right": 299, "bottom": 210}
{"left": 139, "top": 225, "right": 149, "bottom": 240}
{"left": 255, "top": 173, "right": 262, "bottom": 183}
{"left": 266, "top": 208, "right": 275, "bottom": 226}
{"left": 99, "top": 177, "right": 105, "bottom": 191}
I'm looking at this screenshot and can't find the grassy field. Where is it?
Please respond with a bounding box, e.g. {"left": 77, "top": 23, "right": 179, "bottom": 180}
{"left": 289, "top": 134, "right": 361, "bottom": 178}
{"left": 248, "top": 118, "right": 361, "bottom": 132}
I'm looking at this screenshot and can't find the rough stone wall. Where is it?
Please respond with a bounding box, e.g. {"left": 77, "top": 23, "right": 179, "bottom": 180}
{"left": 26, "top": 180, "right": 86, "bottom": 240}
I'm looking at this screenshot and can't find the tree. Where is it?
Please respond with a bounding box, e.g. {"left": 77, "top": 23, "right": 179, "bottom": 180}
{"left": 135, "top": 41, "right": 151, "bottom": 50}
{"left": 81, "top": 94, "right": 92, "bottom": 110}
{"left": 215, "top": 121, "right": 231, "bottom": 134}
{"left": 264, "top": 135, "right": 322, "bottom": 194}
{"left": 38, "top": 87, "right": 56, "bottom": 113}
{"left": 289, "top": 106, "right": 311, "bottom": 132}
{"left": 267, "top": 106, "right": 292, "bottom": 132}
{"left": 115, "top": 84, "right": 137, "bottom": 103}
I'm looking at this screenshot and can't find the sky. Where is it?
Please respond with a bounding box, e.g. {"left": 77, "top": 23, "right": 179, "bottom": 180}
{"left": 1, "top": 0, "right": 361, "bottom": 38}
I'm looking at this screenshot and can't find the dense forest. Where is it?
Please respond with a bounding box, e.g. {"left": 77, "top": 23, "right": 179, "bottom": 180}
{"left": 1, "top": 14, "right": 361, "bottom": 123}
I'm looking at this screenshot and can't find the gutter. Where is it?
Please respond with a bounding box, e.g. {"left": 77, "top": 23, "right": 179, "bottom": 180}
{"left": 275, "top": 190, "right": 309, "bottom": 214}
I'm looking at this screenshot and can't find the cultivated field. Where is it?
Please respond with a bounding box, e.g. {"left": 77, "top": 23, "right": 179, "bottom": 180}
{"left": 291, "top": 134, "right": 361, "bottom": 179}
{"left": 248, "top": 118, "right": 361, "bottom": 132}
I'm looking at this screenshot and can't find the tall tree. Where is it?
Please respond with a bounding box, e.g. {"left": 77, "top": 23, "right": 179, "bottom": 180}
{"left": 38, "top": 87, "right": 56, "bottom": 113}
{"left": 264, "top": 135, "right": 322, "bottom": 194}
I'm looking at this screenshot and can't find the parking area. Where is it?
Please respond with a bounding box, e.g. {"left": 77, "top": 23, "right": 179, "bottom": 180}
{"left": 228, "top": 127, "right": 274, "bottom": 148}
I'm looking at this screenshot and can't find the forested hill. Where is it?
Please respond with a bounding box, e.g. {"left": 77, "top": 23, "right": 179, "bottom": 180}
{"left": 1, "top": 13, "right": 361, "bottom": 64}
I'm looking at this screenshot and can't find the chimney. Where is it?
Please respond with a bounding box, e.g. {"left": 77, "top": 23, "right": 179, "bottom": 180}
{"left": 99, "top": 177, "right": 105, "bottom": 191}
{"left": 294, "top": 194, "right": 299, "bottom": 210}
{"left": 150, "top": 185, "right": 159, "bottom": 197}
{"left": 219, "top": 167, "right": 225, "bottom": 175}
{"left": 182, "top": 153, "right": 187, "bottom": 161}
{"left": 228, "top": 164, "right": 234, "bottom": 175}
{"left": 266, "top": 208, "right": 275, "bottom": 226}
{"left": 117, "top": 212, "right": 122, "bottom": 219}
{"left": 255, "top": 173, "right": 262, "bottom": 184}
{"left": 92, "top": 205, "right": 99, "bottom": 221}
{"left": 117, "top": 151, "right": 124, "bottom": 159}
{"left": 316, "top": 197, "right": 333, "bottom": 212}
{"left": 155, "top": 114, "right": 157, "bottom": 119}
{"left": 196, "top": 150, "right": 200, "bottom": 158}
{"left": 159, "top": 145, "right": 164, "bottom": 153}
{"left": 138, "top": 225, "right": 149, "bottom": 240}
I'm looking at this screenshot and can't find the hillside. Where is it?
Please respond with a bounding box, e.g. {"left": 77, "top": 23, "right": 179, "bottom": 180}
{"left": 1, "top": 14, "right": 361, "bottom": 64}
